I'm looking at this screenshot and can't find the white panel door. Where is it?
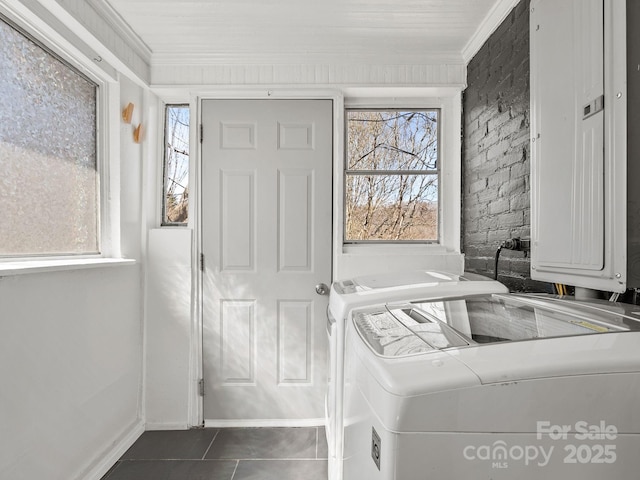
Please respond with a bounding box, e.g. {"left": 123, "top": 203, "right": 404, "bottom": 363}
{"left": 201, "top": 99, "right": 332, "bottom": 423}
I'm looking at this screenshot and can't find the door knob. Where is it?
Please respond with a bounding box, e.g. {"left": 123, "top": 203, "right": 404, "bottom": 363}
{"left": 315, "top": 283, "right": 330, "bottom": 296}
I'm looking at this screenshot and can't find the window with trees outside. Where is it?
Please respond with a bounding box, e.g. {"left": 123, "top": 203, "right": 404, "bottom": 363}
{"left": 345, "top": 109, "right": 439, "bottom": 243}
{"left": 162, "top": 105, "right": 189, "bottom": 225}
{"left": 0, "top": 16, "right": 99, "bottom": 257}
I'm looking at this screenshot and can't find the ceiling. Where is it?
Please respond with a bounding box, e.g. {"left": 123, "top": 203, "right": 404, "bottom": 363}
{"left": 96, "top": 0, "right": 515, "bottom": 66}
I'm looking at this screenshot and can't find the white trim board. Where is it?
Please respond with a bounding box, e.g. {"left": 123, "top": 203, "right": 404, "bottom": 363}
{"left": 462, "top": 0, "right": 521, "bottom": 64}
{"left": 145, "top": 422, "right": 193, "bottom": 431}
{"left": 204, "top": 418, "right": 326, "bottom": 428}
{"left": 86, "top": 0, "right": 152, "bottom": 62}
{"left": 150, "top": 63, "right": 467, "bottom": 88}
{"left": 82, "top": 420, "right": 144, "bottom": 480}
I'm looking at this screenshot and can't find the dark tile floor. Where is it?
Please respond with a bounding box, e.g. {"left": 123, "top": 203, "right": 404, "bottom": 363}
{"left": 101, "top": 427, "right": 328, "bottom": 480}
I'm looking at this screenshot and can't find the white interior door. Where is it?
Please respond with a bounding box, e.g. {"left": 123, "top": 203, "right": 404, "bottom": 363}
{"left": 201, "top": 99, "right": 332, "bottom": 424}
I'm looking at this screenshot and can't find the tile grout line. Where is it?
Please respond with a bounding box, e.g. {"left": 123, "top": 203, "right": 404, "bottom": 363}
{"left": 230, "top": 459, "right": 240, "bottom": 480}
{"left": 222, "top": 457, "right": 322, "bottom": 461}
{"left": 201, "top": 429, "right": 221, "bottom": 460}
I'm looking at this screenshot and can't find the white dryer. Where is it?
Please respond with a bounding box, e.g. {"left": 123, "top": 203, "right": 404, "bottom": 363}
{"left": 325, "top": 271, "right": 508, "bottom": 480}
{"left": 342, "top": 293, "right": 640, "bottom": 479}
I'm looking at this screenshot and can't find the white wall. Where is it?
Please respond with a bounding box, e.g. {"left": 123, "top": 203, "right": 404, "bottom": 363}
{"left": 0, "top": 4, "right": 148, "bottom": 474}
{"left": 120, "top": 77, "right": 147, "bottom": 260}
{"left": 0, "top": 266, "right": 143, "bottom": 480}
{"left": 0, "top": 78, "right": 147, "bottom": 478}
{"left": 144, "top": 228, "right": 194, "bottom": 429}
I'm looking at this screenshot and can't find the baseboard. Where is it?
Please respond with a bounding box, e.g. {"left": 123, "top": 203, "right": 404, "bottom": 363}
{"left": 204, "top": 418, "right": 326, "bottom": 428}
{"left": 145, "top": 422, "right": 191, "bottom": 431}
{"left": 80, "top": 420, "right": 145, "bottom": 480}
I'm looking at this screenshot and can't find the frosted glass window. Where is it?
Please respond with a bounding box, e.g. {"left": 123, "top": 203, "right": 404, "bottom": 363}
{"left": 0, "top": 17, "right": 99, "bottom": 256}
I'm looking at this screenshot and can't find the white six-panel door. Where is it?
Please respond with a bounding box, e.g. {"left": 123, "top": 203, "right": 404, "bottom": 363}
{"left": 201, "top": 99, "right": 332, "bottom": 424}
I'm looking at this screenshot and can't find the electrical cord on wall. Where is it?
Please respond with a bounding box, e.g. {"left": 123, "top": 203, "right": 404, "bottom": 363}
{"left": 494, "top": 245, "right": 503, "bottom": 280}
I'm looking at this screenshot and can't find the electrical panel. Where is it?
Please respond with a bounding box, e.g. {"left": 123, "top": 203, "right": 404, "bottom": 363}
{"left": 530, "top": 0, "right": 630, "bottom": 292}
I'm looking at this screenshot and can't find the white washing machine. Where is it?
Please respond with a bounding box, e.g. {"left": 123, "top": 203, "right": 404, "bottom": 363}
{"left": 325, "top": 271, "right": 508, "bottom": 480}
{"left": 342, "top": 293, "right": 640, "bottom": 479}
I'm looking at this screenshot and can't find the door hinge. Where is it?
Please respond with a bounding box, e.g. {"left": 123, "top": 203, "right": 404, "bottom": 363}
{"left": 200, "top": 253, "right": 205, "bottom": 272}
{"left": 198, "top": 378, "right": 205, "bottom": 396}
{"left": 200, "top": 124, "right": 203, "bottom": 143}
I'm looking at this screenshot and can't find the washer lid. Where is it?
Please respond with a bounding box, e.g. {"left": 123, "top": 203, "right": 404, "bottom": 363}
{"left": 353, "top": 305, "right": 469, "bottom": 357}
{"left": 354, "top": 293, "right": 640, "bottom": 358}
{"left": 409, "top": 293, "right": 640, "bottom": 345}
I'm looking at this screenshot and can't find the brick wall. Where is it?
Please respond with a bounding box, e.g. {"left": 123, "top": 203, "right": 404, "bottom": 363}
{"left": 462, "top": 0, "right": 548, "bottom": 292}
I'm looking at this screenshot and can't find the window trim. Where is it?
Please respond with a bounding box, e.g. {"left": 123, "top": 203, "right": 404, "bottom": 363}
{"left": 161, "top": 103, "right": 190, "bottom": 227}
{"left": 334, "top": 91, "right": 463, "bottom": 280}
{"left": 343, "top": 107, "right": 442, "bottom": 245}
{"left": 0, "top": 7, "right": 122, "bottom": 268}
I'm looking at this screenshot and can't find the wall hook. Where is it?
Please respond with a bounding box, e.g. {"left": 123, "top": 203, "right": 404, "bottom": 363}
{"left": 133, "top": 124, "right": 143, "bottom": 143}
{"left": 122, "top": 102, "right": 134, "bottom": 123}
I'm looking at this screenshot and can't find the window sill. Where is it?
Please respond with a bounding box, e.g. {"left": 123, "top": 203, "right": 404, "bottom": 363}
{"left": 342, "top": 243, "right": 448, "bottom": 255}
{"left": 0, "top": 257, "right": 136, "bottom": 276}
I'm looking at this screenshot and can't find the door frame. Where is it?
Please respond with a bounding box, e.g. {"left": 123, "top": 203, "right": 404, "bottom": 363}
{"left": 190, "top": 89, "right": 344, "bottom": 427}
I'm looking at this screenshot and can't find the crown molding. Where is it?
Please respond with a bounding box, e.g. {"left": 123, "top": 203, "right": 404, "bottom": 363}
{"left": 86, "top": 0, "right": 152, "bottom": 63}
{"left": 0, "top": 0, "right": 120, "bottom": 80}
{"left": 462, "top": 0, "right": 520, "bottom": 64}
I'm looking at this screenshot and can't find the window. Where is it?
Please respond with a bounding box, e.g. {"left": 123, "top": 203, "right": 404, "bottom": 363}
{"left": 0, "top": 16, "right": 99, "bottom": 257}
{"left": 345, "top": 109, "right": 439, "bottom": 243}
{"left": 162, "top": 105, "right": 189, "bottom": 225}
